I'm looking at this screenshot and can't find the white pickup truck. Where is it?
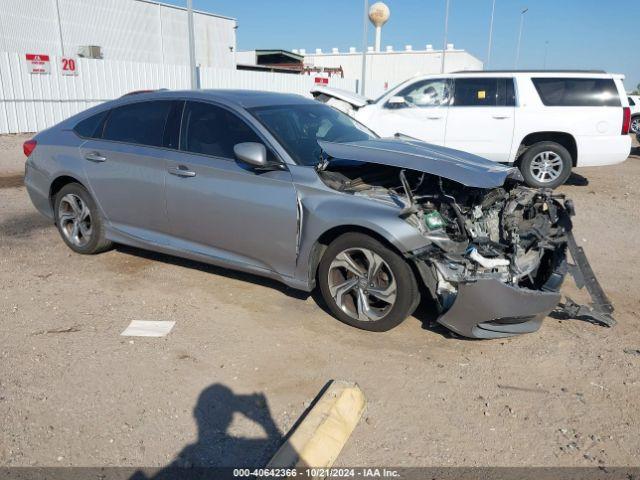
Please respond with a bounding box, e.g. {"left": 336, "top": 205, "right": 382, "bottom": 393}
{"left": 313, "top": 71, "right": 632, "bottom": 188}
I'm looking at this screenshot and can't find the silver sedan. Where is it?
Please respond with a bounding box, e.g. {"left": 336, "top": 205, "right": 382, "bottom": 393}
{"left": 23, "top": 89, "right": 610, "bottom": 338}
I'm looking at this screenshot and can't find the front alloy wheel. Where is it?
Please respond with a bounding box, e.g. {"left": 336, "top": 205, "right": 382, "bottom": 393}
{"left": 318, "top": 233, "right": 420, "bottom": 332}
{"left": 327, "top": 248, "right": 397, "bottom": 322}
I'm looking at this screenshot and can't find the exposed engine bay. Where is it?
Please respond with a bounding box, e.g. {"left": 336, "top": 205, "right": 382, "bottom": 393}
{"left": 318, "top": 159, "right": 615, "bottom": 338}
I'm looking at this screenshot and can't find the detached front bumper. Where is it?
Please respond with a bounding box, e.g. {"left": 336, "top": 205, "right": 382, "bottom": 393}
{"left": 436, "top": 279, "right": 561, "bottom": 339}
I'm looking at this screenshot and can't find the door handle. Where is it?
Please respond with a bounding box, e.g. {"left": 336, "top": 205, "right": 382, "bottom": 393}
{"left": 84, "top": 152, "right": 106, "bottom": 162}
{"left": 492, "top": 115, "right": 511, "bottom": 120}
{"left": 427, "top": 115, "right": 442, "bottom": 120}
{"left": 168, "top": 165, "right": 196, "bottom": 177}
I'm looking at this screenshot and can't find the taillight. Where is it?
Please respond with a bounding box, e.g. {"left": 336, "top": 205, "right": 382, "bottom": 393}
{"left": 622, "top": 106, "right": 631, "bottom": 135}
{"left": 23, "top": 139, "right": 37, "bottom": 157}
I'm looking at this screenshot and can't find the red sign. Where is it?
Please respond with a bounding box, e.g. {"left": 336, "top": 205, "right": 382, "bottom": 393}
{"left": 314, "top": 77, "right": 329, "bottom": 85}
{"left": 61, "top": 57, "right": 78, "bottom": 76}
{"left": 26, "top": 54, "right": 51, "bottom": 74}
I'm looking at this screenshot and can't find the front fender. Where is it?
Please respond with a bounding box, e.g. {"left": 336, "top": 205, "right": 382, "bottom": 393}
{"left": 293, "top": 189, "right": 430, "bottom": 291}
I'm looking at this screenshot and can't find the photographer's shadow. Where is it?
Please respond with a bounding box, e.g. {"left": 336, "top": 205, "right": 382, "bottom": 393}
{"left": 131, "top": 383, "right": 283, "bottom": 479}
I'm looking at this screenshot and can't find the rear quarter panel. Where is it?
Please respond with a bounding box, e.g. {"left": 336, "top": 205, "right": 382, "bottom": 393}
{"left": 24, "top": 127, "right": 90, "bottom": 219}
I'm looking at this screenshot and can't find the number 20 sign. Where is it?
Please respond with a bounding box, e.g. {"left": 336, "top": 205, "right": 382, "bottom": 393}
{"left": 61, "top": 57, "right": 78, "bottom": 76}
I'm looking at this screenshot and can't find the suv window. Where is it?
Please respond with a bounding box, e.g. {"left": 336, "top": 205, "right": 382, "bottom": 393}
{"left": 532, "top": 78, "right": 621, "bottom": 107}
{"left": 181, "top": 101, "right": 262, "bottom": 158}
{"left": 74, "top": 111, "right": 108, "bottom": 138}
{"left": 394, "top": 79, "right": 451, "bottom": 107}
{"left": 452, "top": 78, "right": 515, "bottom": 107}
{"left": 629, "top": 97, "right": 636, "bottom": 106}
{"left": 102, "top": 101, "right": 173, "bottom": 147}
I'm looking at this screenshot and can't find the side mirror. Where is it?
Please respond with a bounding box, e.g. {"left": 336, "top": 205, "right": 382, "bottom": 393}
{"left": 386, "top": 95, "right": 407, "bottom": 108}
{"left": 234, "top": 142, "right": 269, "bottom": 167}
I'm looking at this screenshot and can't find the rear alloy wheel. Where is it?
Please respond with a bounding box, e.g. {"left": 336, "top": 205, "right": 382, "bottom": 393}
{"left": 519, "top": 141, "right": 572, "bottom": 189}
{"left": 318, "top": 233, "right": 420, "bottom": 332}
{"left": 630, "top": 116, "right": 640, "bottom": 134}
{"left": 54, "top": 183, "right": 113, "bottom": 254}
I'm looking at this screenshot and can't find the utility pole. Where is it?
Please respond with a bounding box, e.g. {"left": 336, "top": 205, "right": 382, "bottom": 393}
{"left": 515, "top": 7, "right": 528, "bottom": 69}
{"left": 54, "top": 0, "right": 65, "bottom": 56}
{"left": 486, "top": 0, "right": 496, "bottom": 68}
{"left": 441, "top": 0, "right": 450, "bottom": 74}
{"left": 187, "top": 0, "right": 198, "bottom": 89}
{"left": 361, "top": 0, "right": 369, "bottom": 96}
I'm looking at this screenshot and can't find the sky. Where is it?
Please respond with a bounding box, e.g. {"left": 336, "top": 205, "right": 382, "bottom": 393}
{"left": 165, "top": 0, "right": 640, "bottom": 91}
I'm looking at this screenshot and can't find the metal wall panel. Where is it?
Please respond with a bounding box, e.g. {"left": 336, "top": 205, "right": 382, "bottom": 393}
{"left": 304, "top": 50, "right": 484, "bottom": 97}
{"left": 199, "top": 67, "right": 357, "bottom": 98}
{"left": 0, "top": 0, "right": 236, "bottom": 68}
{"left": 0, "top": 52, "right": 358, "bottom": 134}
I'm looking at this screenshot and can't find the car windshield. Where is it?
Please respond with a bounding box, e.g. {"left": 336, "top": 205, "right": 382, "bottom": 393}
{"left": 249, "top": 103, "right": 377, "bottom": 165}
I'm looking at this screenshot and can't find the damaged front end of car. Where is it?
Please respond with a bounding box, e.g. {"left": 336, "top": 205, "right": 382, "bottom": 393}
{"left": 317, "top": 138, "right": 615, "bottom": 339}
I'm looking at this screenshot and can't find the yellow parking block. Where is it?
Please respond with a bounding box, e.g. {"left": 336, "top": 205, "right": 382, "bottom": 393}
{"left": 267, "top": 380, "right": 366, "bottom": 469}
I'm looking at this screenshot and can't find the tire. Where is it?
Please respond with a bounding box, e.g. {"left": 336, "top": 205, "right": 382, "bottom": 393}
{"left": 630, "top": 116, "right": 640, "bottom": 134}
{"left": 519, "top": 141, "right": 572, "bottom": 189}
{"left": 318, "top": 232, "right": 420, "bottom": 332}
{"left": 53, "top": 183, "right": 113, "bottom": 254}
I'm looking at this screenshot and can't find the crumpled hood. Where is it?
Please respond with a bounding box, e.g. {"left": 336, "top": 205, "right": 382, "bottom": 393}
{"left": 318, "top": 138, "right": 522, "bottom": 189}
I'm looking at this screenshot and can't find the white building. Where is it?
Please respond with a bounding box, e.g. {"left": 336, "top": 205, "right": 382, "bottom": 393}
{"left": 0, "top": 0, "right": 237, "bottom": 69}
{"left": 299, "top": 44, "right": 483, "bottom": 97}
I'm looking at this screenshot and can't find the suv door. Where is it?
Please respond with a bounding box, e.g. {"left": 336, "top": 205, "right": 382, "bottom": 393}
{"left": 79, "top": 100, "right": 175, "bottom": 239}
{"left": 445, "top": 77, "right": 516, "bottom": 162}
{"left": 164, "top": 101, "right": 299, "bottom": 278}
{"left": 366, "top": 78, "right": 452, "bottom": 144}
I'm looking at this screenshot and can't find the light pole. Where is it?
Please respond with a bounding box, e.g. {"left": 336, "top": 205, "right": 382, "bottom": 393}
{"left": 486, "top": 0, "right": 496, "bottom": 68}
{"left": 361, "top": 0, "right": 369, "bottom": 96}
{"left": 441, "top": 0, "right": 450, "bottom": 73}
{"left": 187, "top": 0, "right": 198, "bottom": 89}
{"left": 54, "top": 0, "right": 65, "bottom": 56}
{"left": 514, "top": 7, "right": 528, "bottom": 69}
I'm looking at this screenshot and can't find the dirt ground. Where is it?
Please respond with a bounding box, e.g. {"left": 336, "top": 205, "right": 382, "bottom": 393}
{"left": 1, "top": 133, "right": 640, "bottom": 469}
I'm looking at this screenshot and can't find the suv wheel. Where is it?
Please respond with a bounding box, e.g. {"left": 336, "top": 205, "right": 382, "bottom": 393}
{"left": 318, "top": 233, "right": 420, "bottom": 332}
{"left": 519, "top": 141, "right": 572, "bottom": 189}
{"left": 54, "top": 183, "right": 113, "bottom": 254}
{"left": 630, "top": 116, "right": 640, "bottom": 134}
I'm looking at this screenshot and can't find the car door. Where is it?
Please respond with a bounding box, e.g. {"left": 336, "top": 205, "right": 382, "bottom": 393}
{"left": 79, "top": 100, "right": 176, "bottom": 239}
{"left": 444, "top": 77, "right": 516, "bottom": 162}
{"left": 164, "top": 100, "right": 299, "bottom": 278}
{"left": 364, "top": 78, "right": 452, "bottom": 144}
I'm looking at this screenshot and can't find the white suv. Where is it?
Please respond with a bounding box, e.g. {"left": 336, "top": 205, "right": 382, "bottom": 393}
{"left": 313, "top": 71, "right": 632, "bottom": 188}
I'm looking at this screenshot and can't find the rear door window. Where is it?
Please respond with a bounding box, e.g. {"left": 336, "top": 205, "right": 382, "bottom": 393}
{"left": 180, "top": 101, "right": 262, "bottom": 158}
{"left": 74, "top": 111, "right": 107, "bottom": 139}
{"left": 453, "top": 78, "right": 498, "bottom": 106}
{"left": 102, "top": 101, "right": 173, "bottom": 147}
{"left": 532, "top": 78, "right": 621, "bottom": 107}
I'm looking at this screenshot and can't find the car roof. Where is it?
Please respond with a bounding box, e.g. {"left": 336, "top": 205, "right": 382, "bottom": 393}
{"left": 407, "top": 70, "right": 623, "bottom": 80}
{"left": 118, "top": 89, "right": 317, "bottom": 109}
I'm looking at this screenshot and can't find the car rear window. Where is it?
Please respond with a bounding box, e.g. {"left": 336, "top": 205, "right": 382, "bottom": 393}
{"left": 73, "top": 111, "right": 107, "bottom": 138}
{"left": 532, "top": 78, "right": 621, "bottom": 107}
{"left": 102, "top": 101, "right": 173, "bottom": 147}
